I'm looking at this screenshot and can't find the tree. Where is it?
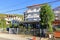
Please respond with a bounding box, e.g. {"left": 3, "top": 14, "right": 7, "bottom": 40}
{"left": 0, "top": 18, "right": 7, "bottom": 28}
{"left": 40, "top": 4, "right": 55, "bottom": 36}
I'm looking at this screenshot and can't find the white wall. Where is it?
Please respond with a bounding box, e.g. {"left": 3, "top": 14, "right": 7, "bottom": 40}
{"left": 25, "top": 6, "right": 40, "bottom": 21}
{"left": 5, "top": 16, "right": 22, "bottom": 25}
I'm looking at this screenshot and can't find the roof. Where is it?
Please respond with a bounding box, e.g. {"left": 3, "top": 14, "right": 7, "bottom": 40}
{"left": 53, "top": 6, "right": 60, "bottom": 11}
{"left": 27, "top": 4, "right": 43, "bottom": 8}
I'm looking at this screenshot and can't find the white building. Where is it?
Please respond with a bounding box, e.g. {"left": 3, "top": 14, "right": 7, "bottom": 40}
{"left": 5, "top": 15, "right": 22, "bottom": 25}
{"left": 24, "top": 4, "right": 42, "bottom": 21}
{"left": 24, "top": 4, "right": 60, "bottom": 35}
{"left": 24, "top": 4, "right": 60, "bottom": 21}
{"left": 53, "top": 6, "right": 60, "bottom": 20}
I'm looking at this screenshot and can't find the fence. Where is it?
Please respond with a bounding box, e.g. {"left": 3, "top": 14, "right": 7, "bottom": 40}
{"left": 0, "top": 28, "right": 48, "bottom": 37}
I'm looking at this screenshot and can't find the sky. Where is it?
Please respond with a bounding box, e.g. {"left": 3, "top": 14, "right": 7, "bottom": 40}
{"left": 0, "top": 0, "right": 60, "bottom": 14}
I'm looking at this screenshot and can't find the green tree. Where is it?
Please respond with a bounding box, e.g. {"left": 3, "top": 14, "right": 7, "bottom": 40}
{"left": 40, "top": 4, "right": 55, "bottom": 34}
{"left": 0, "top": 18, "right": 7, "bottom": 28}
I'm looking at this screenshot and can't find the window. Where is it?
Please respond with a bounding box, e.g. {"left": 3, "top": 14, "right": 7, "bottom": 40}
{"left": 31, "top": 8, "right": 34, "bottom": 11}
{"left": 34, "top": 18, "right": 37, "bottom": 21}
{"left": 54, "top": 11, "right": 59, "bottom": 13}
{"left": 36, "top": 8, "right": 39, "bottom": 10}
{"left": 55, "top": 14, "right": 58, "bottom": 16}
{"left": 28, "top": 18, "right": 32, "bottom": 21}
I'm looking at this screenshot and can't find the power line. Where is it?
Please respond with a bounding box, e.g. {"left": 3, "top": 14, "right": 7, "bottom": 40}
{"left": 0, "top": 0, "right": 34, "bottom": 10}
{"left": 3, "top": 0, "right": 60, "bottom": 13}
{"left": 4, "top": 7, "right": 26, "bottom": 13}
{"left": 41, "top": 0, "right": 60, "bottom": 4}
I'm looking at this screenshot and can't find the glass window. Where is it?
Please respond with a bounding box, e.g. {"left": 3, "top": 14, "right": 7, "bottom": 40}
{"left": 36, "top": 8, "right": 39, "bottom": 10}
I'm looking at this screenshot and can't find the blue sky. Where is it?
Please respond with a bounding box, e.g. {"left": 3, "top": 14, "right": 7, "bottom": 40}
{"left": 0, "top": 0, "right": 60, "bottom": 14}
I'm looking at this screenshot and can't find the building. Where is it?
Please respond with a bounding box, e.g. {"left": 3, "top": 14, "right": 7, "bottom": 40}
{"left": 24, "top": 4, "right": 42, "bottom": 21}
{"left": 23, "top": 4, "right": 60, "bottom": 33}
{"left": 23, "top": 4, "right": 48, "bottom": 35}
{"left": 53, "top": 6, "right": 60, "bottom": 26}
{"left": 24, "top": 4, "right": 60, "bottom": 26}
{"left": 24, "top": 4, "right": 44, "bottom": 29}
{"left": 5, "top": 15, "right": 22, "bottom": 25}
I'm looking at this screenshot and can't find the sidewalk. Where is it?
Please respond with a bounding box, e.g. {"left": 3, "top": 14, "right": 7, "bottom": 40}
{"left": 0, "top": 32, "right": 48, "bottom": 40}
{"left": 0, "top": 32, "right": 31, "bottom": 40}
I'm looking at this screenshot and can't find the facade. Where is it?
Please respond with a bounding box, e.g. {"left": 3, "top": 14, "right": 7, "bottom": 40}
{"left": 24, "top": 4, "right": 60, "bottom": 25}
{"left": 53, "top": 6, "right": 60, "bottom": 27}
{"left": 5, "top": 15, "right": 22, "bottom": 25}
{"left": 24, "top": 4, "right": 42, "bottom": 21}
{"left": 23, "top": 4, "right": 60, "bottom": 35}
{"left": 54, "top": 6, "right": 60, "bottom": 20}
{"left": 24, "top": 4, "right": 60, "bottom": 31}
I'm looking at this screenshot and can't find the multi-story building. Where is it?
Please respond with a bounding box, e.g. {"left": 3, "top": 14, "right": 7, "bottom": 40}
{"left": 53, "top": 6, "right": 60, "bottom": 26}
{"left": 24, "top": 4, "right": 60, "bottom": 28}
{"left": 24, "top": 4, "right": 42, "bottom": 21}
{"left": 24, "top": 4, "right": 44, "bottom": 29}
{"left": 5, "top": 15, "right": 22, "bottom": 25}
{"left": 23, "top": 4, "right": 60, "bottom": 35}
{"left": 54, "top": 6, "right": 60, "bottom": 20}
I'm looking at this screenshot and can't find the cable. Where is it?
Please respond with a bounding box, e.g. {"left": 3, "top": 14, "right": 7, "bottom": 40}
{"left": 4, "top": 7, "right": 26, "bottom": 13}
{"left": 0, "top": 0, "right": 34, "bottom": 10}
{"left": 41, "top": 0, "right": 60, "bottom": 4}
{"left": 3, "top": 0, "right": 60, "bottom": 13}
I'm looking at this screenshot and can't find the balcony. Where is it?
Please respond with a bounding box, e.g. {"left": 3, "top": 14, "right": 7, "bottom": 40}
{"left": 26, "top": 9, "right": 40, "bottom": 13}
{"left": 54, "top": 11, "right": 60, "bottom": 13}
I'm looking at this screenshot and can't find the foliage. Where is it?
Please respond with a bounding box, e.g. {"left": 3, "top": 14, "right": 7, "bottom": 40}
{"left": 0, "top": 14, "right": 23, "bottom": 28}
{"left": 40, "top": 4, "right": 55, "bottom": 33}
{"left": 10, "top": 23, "right": 19, "bottom": 28}
{"left": 0, "top": 18, "right": 7, "bottom": 28}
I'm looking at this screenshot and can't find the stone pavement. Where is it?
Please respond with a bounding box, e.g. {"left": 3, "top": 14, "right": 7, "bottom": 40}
{"left": 0, "top": 32, "right": 49, "bottom": 40}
